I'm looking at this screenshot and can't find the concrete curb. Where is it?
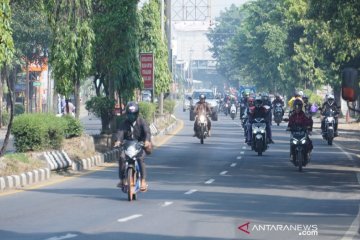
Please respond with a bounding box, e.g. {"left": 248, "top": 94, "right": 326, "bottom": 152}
{"left": 0, "top": 168, "right": 51, "bottom": 192}
{"left": 0, "top": 117, "right": 177, "bottom": 192}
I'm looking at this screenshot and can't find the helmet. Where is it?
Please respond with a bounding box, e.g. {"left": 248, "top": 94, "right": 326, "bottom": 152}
{"left": 327, "top": 94, "right": 335, "bottom": 106}
{"left": 293, "top": 99, "right": 303, "bottom": 111}
{"left": 248, "top": 97, "right": 254, "bottom": 106}
{"left": 302, "top": 94, "right": 309, "bottom": 103}
{"left": 275, "top": 94, "right": 280, "bottom": 99}
{"left": 125, "top": 101, "right": 139, "bottom": 123}
{"left": 199, "top": 94, "right": 206, "bottom": 100}
{"left": 254, "top": 96, "right": 263, "bottom": 108}
{"left": 294, "top": 90, "right": 303, "bottom": 98}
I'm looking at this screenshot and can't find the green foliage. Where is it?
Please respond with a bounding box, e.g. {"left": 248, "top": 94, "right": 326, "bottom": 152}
{"left": 62, "top": 115, "right": 83, "bottom": 138}
{"left": 0, "top": 0, "right": 14, "bottom": 64}
{"left": 10, "top": 0, "right": 50, "bottom": 69}
{"left": 139, "top": 0, "right": 171, "bottom": 95}
{"left": 1, "top": 110, "right": 9, "bottom": 126}
{"left": 92, "top": 1, "right": 141, "bottom": 101}
{"left": 85, "top": 96, "right": 115, "bottom": 132}
{"left": 44, "top": 0, "right": 94, "bottom": 108}
{"left": 11, "top": 113, "right": 66, "bottom": 152}
{"left": 207, "top": 0, "right": 360, "bottom": 96}
{"left": 303, "top": 89, "right": 323, "bottom": 106}
{"left": 139, "top": 102, "right": 156, "bottom": 124}
{"left": 14, "top": 104, "right": 24, "bottom": 115}
{"left": 163, "top": 100, "right": 175, "bottom": 114}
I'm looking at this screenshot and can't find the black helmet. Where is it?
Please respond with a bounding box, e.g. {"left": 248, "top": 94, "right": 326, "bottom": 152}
{"left": 293, "top": 99, "right": 303, "bottom": 110}
{"left": 254, "top": 96, "right": 263, "bottom": 108}
{"left": 302, "top": 94, "right": 309, "bottom": 103}
{"left": 125, "top": 101, "right": 139, "bottom": 123}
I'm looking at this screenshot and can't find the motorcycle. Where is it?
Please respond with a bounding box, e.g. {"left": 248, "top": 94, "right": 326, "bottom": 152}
{"left": 322, "top": 109, "right": 337, "bottom": 145}
{"left": 223, "top": 102, "right": 229, "bottom": 116}
{"left": 195, "top": 112, "right": 209, "bottom": 144}
{"left": 239, "top": 102, "right": 246, "bottom": 119}
{"left": 251, "top": 118, "right": 268, "bottom": 156}
{"left": 230, "top": 103, "right": 237, "bottom": 120}
{"left": 120, "top": 140, "right": 144, "bottom": 201}
{"left": 273, "top": 103, "right": 283, "bottom": 126}
{"left": 288, "top": 126, "right": 311, "bottom": 172}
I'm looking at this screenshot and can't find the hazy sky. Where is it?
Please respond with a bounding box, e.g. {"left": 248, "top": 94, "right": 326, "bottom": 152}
{"left": 211, "top": 0, "right": 250, "bottom": 18}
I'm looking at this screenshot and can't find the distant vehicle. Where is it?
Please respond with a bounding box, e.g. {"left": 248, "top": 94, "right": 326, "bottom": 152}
{"left": 141, "top": 91, "right": 152, "bottom": 102}
{"left": 239, "top": 86, "right": 256, "bottom": 97}
{"left": 183, "top": 93, "right": 191, "bottom": 112}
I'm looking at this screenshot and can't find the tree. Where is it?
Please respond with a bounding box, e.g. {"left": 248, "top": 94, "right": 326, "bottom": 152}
{"left": 10, "top": 0, "right": 51, "bottom": 113}
{"left": 0, "top": 0, "right": 15, "bottom": 156}
{"left": 44, "top": 0, "right": 94, "bottom": 118}
{"left": 139, "top": 0, "right": 171, "bottom": 99}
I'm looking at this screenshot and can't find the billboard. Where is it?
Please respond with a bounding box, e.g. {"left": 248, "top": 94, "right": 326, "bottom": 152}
{"left": 140, "top": 53, "right": 154, "bottom": 90}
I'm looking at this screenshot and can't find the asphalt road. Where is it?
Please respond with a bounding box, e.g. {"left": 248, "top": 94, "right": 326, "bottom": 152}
{"left": 0, "top": 108, "right": 360, "bottom": 240}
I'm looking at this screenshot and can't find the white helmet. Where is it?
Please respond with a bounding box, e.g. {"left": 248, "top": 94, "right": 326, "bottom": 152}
{"left": 298, "top": 91, "right": 304, "bottom": 97}
{"left": 327, "top": 94, "right": 335, "bottom": 105}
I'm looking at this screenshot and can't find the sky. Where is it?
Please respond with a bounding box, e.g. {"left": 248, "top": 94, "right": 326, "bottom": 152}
{"left": 211, "top": 0, "right": 250, "bottom": 18}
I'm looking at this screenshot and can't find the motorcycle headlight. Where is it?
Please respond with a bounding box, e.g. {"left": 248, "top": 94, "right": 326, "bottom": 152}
{"left": 125, "top": 145, "right": 138, "bottom": 158}
{"left": 301, "top": 139, "right": 306, "bottom": 144}
{"left": 253, "top": 130, "right": 257, "bottom": 134}
{"left": 292, "top": 139, "right": 298, "bottom": 145}
{"left": 260, "top": 129, "right": 265, "bottom": 133}
{"left": 199, "top": 115, "right": 206, "bottom": 122}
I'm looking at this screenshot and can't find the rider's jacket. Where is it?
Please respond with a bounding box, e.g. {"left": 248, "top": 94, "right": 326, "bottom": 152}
{"left": 194, "top": 101, "right": 212, "bottom": 116}
{"left": 321, "top": 102, "right": 339, "bottom": 116}
{"left": 116, "top": 117, "right": 151, "bottom": 143}
{"left": 288, "top": 111, "right": 312, "bottom": 130}
{"left": 249, "top": 106, "right": 269, "bottom": 122}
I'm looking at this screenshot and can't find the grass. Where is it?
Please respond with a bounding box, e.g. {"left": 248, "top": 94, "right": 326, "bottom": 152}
{"left": 0, "top": 153, "right": 46, "bottom": 177}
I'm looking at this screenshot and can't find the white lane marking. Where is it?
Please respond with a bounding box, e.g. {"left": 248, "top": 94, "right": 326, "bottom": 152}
{"left": 236, "top": 156, "right": 242, "bottom": 160}
{"left": 117, "top": 214, "right": 143, "bottom": 223}
{"left": 184, "top": 189, "right": 198, "bottom": 195}
{"left": 205, "top": 179, "right": 215, "bottom": 184}
{"left": 240, "top": 151, "right": 245, "bottom": 155}
{"left": 242, "top": 146, "right": 246, "bottom": 150}
{"left": 161, "top": 201, "right": 173, "bottom": 207}
{"left": 231, "top": 163, "right": 237, "bottom": 167}
{"left": 220, "top": 171, "right": 228, "bottom": 175}
{"left": 45, "top": 234, "right": 78, "bottom": 240}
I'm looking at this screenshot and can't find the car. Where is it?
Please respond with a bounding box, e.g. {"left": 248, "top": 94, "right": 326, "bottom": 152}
{"left": 189, "top": 89, "right": 218, "bottom": 121}
{"left": 141, "top": 91, "right": 152, "bottom": 102}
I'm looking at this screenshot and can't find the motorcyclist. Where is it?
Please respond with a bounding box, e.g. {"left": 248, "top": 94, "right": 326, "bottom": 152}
{"left": 193, "top": 94, "right": 212, "bottom": 137}
{"left": 244, "top": 97, "right": 255, "bottom": 143}
{"left": 272, "top": 94, "right": 285, "bottom": 117}
{"left": 320, "top": 94, "right": 340, "bottom": 136}
{"left": 287, "top": 99, "right": 313, "bottom": 162}
{"left": 247, "top": 96, "right": 274, "bottom": 144}
{"left": 114, "top": 101, "right": 152, "bottom": 191}
{"left": 288, "top": 91, "right": 304, "bottom": 115}
{"left": 302, "top": 95, "right": 314, "bottom": 131}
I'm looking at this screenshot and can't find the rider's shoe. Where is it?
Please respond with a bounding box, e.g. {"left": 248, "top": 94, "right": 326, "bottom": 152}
{"left": 140, "top": 179, "right": 148, "bottom": 192}
{"left": 334, "top": 131, "right": 339, "bottom": 137}
{"left": 116, "top": 178, "right": 126, "bottom": 188}
{"left": 193, "top": 133, "right": 196, "bottom": 137}
{"left": 208, "top": 130, "right": 211, "bottom": 137}
{"left": 267, "top": 138, "right": 274, "bottom": 144}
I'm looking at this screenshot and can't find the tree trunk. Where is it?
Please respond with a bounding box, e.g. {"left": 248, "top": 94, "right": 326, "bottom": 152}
{"left": 0, "top": 64, "right": 14, "bottom": 157}
{"left": 74, "top": 79, "right": 81, "bottom": 119}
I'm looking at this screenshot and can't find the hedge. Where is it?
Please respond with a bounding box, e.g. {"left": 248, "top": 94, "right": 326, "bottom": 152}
{"left": 12, "top": 113, "right": 83, "bottom": 152}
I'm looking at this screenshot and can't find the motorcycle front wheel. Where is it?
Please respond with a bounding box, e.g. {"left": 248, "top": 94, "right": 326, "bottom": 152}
{"left": 297, "top": 151, "right": 303, "bottom": 172}
{"left": 127, "top": 168, "right": 136, "bottom": 201}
